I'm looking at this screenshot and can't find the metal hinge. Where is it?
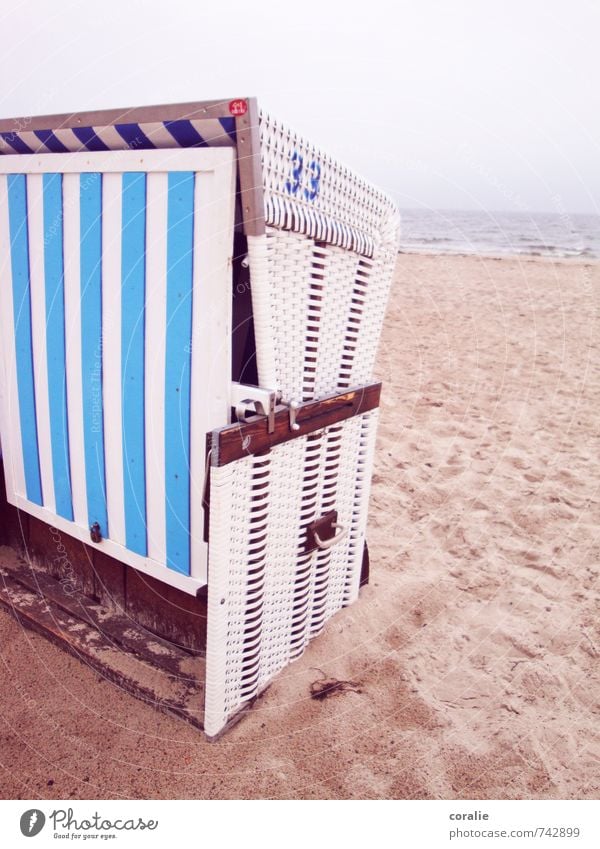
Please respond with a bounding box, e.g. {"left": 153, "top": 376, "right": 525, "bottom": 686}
{"left": 230, "top": 382, "right": 279, "bottom": 434}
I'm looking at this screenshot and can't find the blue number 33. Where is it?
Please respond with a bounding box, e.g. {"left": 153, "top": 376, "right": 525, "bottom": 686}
{"left": 285, "top": 150, "right": 321, "bottom": 201}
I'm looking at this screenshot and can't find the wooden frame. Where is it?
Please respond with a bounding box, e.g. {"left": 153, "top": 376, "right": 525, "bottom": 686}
{"left": 0, "top": 99, "right": 241, "bottom": 134}
{"left": 234, "top": 98, "right": 266, "bottom": 237}
{"left": 211, "top": 382, "right": 381, "bottom": 466}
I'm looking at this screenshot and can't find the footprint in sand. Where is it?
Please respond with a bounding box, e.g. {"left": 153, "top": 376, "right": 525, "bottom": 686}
{"left": 508, "top": 455, "right": 530, "bottom": 471}
{"left": 440, "top": 465, "right": 464, "bottom": 478}
{"left": 524, "top": 472, "right": 544, "bottom": 483}
{"left": 522, "top": 551, "right": 541, "bottom": 563}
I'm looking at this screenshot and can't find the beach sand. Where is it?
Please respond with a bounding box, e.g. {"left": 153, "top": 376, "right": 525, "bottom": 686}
{"left": 0, "top": 252, "right": 599, "bottom": 799}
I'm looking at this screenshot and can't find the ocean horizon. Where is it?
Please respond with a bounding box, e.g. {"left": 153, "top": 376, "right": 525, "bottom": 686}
{"left": 398, "top": 208, "right": 600, "bottom": 259}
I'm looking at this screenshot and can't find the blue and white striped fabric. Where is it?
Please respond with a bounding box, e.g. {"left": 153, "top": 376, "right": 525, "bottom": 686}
{"left": 0, "top": 118, "right": 236, "bottom": 156}
{"left": 264, "top": 194, "right": 375, "bottom": 257}
{"left": 0, "top": 150, "right": 234, "bottom": 586}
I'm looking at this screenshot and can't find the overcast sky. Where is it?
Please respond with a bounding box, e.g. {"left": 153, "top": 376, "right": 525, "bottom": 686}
{"left": 1, "top": 0, "right": 598, "bottom": 214}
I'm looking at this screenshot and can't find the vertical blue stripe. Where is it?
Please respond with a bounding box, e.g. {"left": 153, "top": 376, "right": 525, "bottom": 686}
{"left": 7, "top": 175, "right": 42, "bottom": 504}
{"left": 79, "top": 173, "right": 108, "bottom": 537}
{"left": 43, "top": 173, "right": 73, "bottom": 520}
{"left": 121, "top": 172, "right": 147, "bottom": 555}
{"left": 164, "top": 171, "right": 194, "bottom": 575}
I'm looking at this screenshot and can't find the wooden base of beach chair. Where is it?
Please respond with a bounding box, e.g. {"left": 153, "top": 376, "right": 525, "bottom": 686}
{"left": 0, "top": 462, "right": 209, "bottom": 727}
{"left": 0, "top": 550, "right": 206, "bottom": 729}
{"left": 0, "top": 463, "right": 208, "bottom": 654}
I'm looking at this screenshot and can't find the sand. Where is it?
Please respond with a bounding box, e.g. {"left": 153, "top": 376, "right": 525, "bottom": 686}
{"left": 0, "top": 252, "right": 599, "bottom": 800}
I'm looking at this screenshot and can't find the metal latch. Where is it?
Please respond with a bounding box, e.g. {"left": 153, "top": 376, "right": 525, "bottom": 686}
{"left": 280, "top": 398, "right": 301, "bottom": 431}
{"left": 230, "top": 382, "right": 278, "bottom": 434}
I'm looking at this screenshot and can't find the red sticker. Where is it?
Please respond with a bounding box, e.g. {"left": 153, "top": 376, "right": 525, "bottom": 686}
{"left": 229, "top": 99, "right": 248, "bottom": 117}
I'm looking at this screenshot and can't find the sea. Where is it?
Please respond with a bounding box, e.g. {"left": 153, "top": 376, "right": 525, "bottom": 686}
{"left": 398, "top": 209, "right": 600, "bottom": 259}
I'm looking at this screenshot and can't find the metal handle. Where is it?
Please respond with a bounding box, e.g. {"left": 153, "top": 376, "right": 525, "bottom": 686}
{"left": 282, "top": 398, "right": 301, "bottom": 431}
{"left": 314, "top": 523, "right": 347, "bottom": 550}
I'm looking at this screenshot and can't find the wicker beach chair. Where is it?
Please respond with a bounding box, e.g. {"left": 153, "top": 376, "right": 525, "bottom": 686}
{"left": 0, "top": 98, "right": 399, "bottom": 736}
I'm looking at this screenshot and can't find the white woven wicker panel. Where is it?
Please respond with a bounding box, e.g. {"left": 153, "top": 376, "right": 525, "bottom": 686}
{"left": 248, "top": 229, "right": 396, "bottom": 400}
{"left": 251, "top": 115, "right": 399, "bottom": 400}
{"left": 259, "top": 112, "right": 399, "bottom": 257}
{"left": 204, "top": 409, "right": 379, "bottom": 737}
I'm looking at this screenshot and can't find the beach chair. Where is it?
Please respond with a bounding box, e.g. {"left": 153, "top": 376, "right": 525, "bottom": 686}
{"left": 0, "top": 98, "right": 399, "bottom": 736}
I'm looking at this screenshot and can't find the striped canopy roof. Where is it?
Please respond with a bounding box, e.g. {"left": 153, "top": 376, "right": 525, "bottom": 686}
{"left": 0, "top": 117, "right": 236, "bottom": 155}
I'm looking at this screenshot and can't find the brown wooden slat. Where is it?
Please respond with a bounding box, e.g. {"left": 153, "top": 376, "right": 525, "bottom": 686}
{"left": 235, "top": 97, "right": 266, "bottom": 236}
{"left": 0, "top": 98, "right": 244, "bottom": 134}
{"left": 212, "top": 382, "right": 381, "bottom": 466}
{"left": 8, "top": 560, "right": 201, "bottom": 674}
